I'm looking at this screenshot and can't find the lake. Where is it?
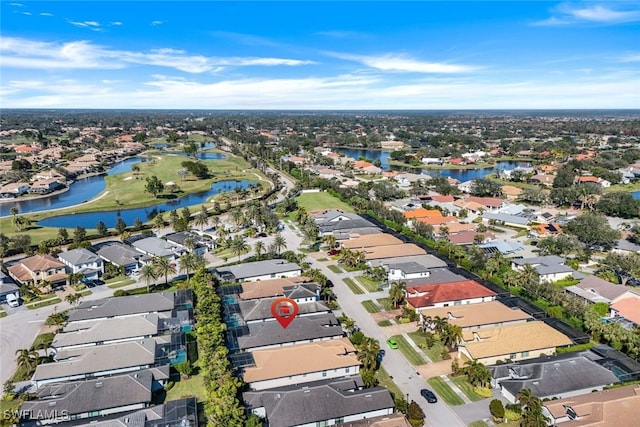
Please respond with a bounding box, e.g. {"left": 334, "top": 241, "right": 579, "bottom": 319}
{"left": 37, "top": 180, "right": 253, "bottom": 229}
{"left": 334, "top": 148, "right": 529, "bottom": 181}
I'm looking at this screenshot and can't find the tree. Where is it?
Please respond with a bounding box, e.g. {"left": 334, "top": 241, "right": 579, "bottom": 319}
{"left": 230, "top": 236, "right": 249, "bottom": 261}
{"left": 271, "top": 233, "right": 287, "bottom": 255}
{"left": 96, "top": 221, "right": 109, "bottom": 236}
{"left": 518, "top": 388, "right": 548, "bottom": 427}
{"left": 489, "top": 399, "right": 505, "bottom": 423}
{"left": 389, "top": 282, "right": 406, "bottom": 308}
{"left": 564, "top": 212, "right": 620, "bottom": 249}
{"left": 140, "top": 263, "right": 158, "bottom": 293}
{"left": 73, "top": 226, "right": 87, "bottom": 244}
{"left": 12, "top": 215, "right": 31, "bottom": 231}
{"left": 407, "top": 400, "right": 426, "bottom": 427}
{"left": 15, "top": 348, "right": 39, "bottom": 376}
{"left": 442, "top": 323, "right": 463, "bottom": 351}
{"left": 357, "top": 336, "right": 380, "bottom": 371}
{"left": 115, "top": 217, "right": 127, "bottom": 235}
{"left": 45, "top": 311, "right": 67, "bottom": 332}
{"left": 10, "top": 207, "right": 18, "bottom": 217}
{"left": 144, "top": 175, "right": 164, "bottom": 198}
{"left": 553, "top": 166, "right": 576, "bottom": 188}
{"left": 254, "top": 241, "right": 266, "bottom": 260}
{"left": 596, "top": 191, "right": 640, "bottom": 218}
{"left": 177, "top": 167, "right": 189, "bottom": 181}
{"left": 12, "top": 234, "right": 32, "bottom": 254}
{"left": 464, "top": 360, "right": 491, "bottom": 387}
{"left": 471, "top": 178, "right": 502, "bottom": 197}
{"left": 194, "top": 205, "right": 209, "bottom": 231}
{"left": 65, "top": 292, "right": 83, "bottom": 306}
{"left": 57, "top": 228, "right": 69, "bottom": 246}
{"left": 153, "top": 256, "right": 176, "bottom": 286}
{"left": 600, "top": 252, "right": 640, "bottom": 286}
{"left": 154, "top": 212, "right": 165, "bottom": 231}
{"left": 175, "top": 360, "right": 194, "bottom": 379}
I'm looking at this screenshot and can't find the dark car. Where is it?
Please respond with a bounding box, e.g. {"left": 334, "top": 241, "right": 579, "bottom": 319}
{"left": 91, "top": 279, "right": 105, "bottom": 286}
{"left": 420, "top": 389, "right": 437, "bottom": 403}
{"left": 325, "top": 279, "right": 334, "bottom": 288}
{"left": 378, "top": 349, "right": 385, "bottom": 357}
{"left": 327, "top": 249, "right": 339, "bottom": 256}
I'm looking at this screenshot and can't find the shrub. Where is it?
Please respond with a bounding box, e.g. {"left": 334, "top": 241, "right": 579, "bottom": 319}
{"left": 474, "top": 387, "right": 493, "bottom": 398}
{"left": 505, "top": 403, "right": 522, "bottom": 414}
{"left": 164, "top": 381, "right": 175, "bottom": 391}
{"left": 440, "top": 348, "right": 451, "bottom": 360}
{"left": 350, "top": 331, "right": 365, "bottom": 346}
{"left": 114, "top": 290, "right": 129, "bottom": 297}
{"left": 505, "top": 409, "right": 522, "bottom": 421}
{"left": 489, "top": 399, "right": 505, "bottom": 421}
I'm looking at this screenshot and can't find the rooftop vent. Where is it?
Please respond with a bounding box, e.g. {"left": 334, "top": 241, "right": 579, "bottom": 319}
{"left": 95, "top": 382, "right": 102, "bottom": 387}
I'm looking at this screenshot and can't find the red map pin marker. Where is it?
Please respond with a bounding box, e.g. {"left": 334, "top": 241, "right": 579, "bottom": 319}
{"left": 271, "top": 297, "right": 299, "bottom": 329}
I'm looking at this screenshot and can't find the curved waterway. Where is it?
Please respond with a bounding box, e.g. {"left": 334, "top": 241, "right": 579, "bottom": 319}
{"left": 38, "top": 180, "right": 253, "bottom": 229}
{"left": 0, "top": 157, "right": 146, "bottom": 217}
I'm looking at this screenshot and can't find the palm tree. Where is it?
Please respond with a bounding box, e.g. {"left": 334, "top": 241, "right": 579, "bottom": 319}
{"left": 10, "top": 207, "right": 18, "bottom": 218}
{"left": 442, "top": 324, "right": 463, "bottom": 351}
{"left": 389, "top": 282, "right": 406, "bottom": 308}
{"left": 463, "top": 360, "right": 491, "bottom": 387}
{"left": 153, "top": 257, "right": 176, "bottom": 286}
{"left": 140, "top": 263, "right": 158, "bottom": 293}
{"left": 45, "top": 311, "right": 67, "bottom": 333}
{"left": 183, "top": 236, "right": 196, "bottom": 253}
{"left": 15, "top": 348, "right": 39, "bottom": 376}
{"left": 194, "top": 205, "right": 209, "bottom": 231}
{"left": 230, "top": 208, "right": 244, "bottom": 227}
{"left": 254, "top": 241, "right": 266, "bottom": 260}
{"left": 518, "top": 264, "right": 540, "bottom": 287}
{"left": 179, "top": 253, "right": 196, "bottom": 286}
{"left": 230, "top": 236, "right": 249, "bottom": 261}
{"left": 272, "top": 233, "right": 286, "bottom": 256}
{"left": 357, "top": 337, "right": 380, "bottom": 371}
{"left": 324, "top": 234, "right": 337, "bottom": 250}
{"left": 302, "top": 224, "right": 318, "bottom": 247}
{"left": 65, "top": 293, "right": 83, "bottom": 306}
{"left": 153, "top": 213, "right": 165, "bottom": 231}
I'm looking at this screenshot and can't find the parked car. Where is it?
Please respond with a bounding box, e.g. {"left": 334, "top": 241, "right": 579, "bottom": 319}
{"left": 420, "top": 389, "right": 438, "bottom": 403}
{"left": 6, "top": 293, "right": 20, "bottom": 308}
{"left": 91, "top": 279, "right": 105, "bottom": 286}
{"left": 376, "top": 349, "right": 386, "bottom": 363}
{"left": 327, "top": 249, "right": 339, "bottom": 256}
{"left": 386, "top": 339, "right": 399, "bottom": 349}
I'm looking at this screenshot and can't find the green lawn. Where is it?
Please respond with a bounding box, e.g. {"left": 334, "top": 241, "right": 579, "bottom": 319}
{"left": 423, "top": 342, "right": 448, "bottom": 362}
{"left": 390, "top": 334, "right": 426, "bottom": 365}
{"left": 295, "top": 192, "right": 354, "bottom": 213}
{"left": 0, "top": 310, "right": 6, "bottom": 318}
{"left": 468, "top": 421, "right": 490, "bottom": 427}
{"left": 361, "top": 300, "right": 381, "bottom": 313}
{"left": 449, "top": 375, "right": 488, "bottom": 402}
{"left": 316, "top": 257, "right": 329, "bottom": 262}
{"left": 166, "top": 374, "right": 207, "bottom": 402}
{"left": 377, "top": 320, "right": 393, "bottom": 327}
{"left": 327, "top": 264, "right": 343, "bottom": 273}
{"left": 427, "top": 376, "right": 465, "bottom": 406}
{"left": 375, "top": 367, "right": 404, "bottom": 401}
{"left": 31, "top": 332, "right": 55, "bottom": 350}
{"left": 376, "top": 298, "right": 395, "bottom": 311}
{"left": 26, "top": 297, "right": 61, "bottom": 310}
{"left": 77, "top": 289, "right": 92, "bottom": 297}
{"left": 107, "top": 278, "right": 137, "bottom": 289}
{"left": 356, "top": 275, "right": 382, "bottom": 292}
{"left": 343, "top": 278, "right": 365, "bottom": 295}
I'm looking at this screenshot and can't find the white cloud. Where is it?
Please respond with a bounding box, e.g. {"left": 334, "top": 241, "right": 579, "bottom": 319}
{"left": 533, "top": 3, "right": 640, "bottom": 26}
{"left": 151, "top": 20, "right": 165, "bottom": 26}
{"left": 0, "top": 37, "right": 315, "bottom": 73}
{"left": 40, "top": 12, "right": 53, "bottom": 17}
{"left": 67, "top": 20, "right": 103, "bottom": 31}
{"left": 110, "top": 21, "right": 122, "bottom": 26}
{"left": 327, "top": 52, "right": 476, "bottom": 73}
{"left": 10, "top": 3, "right": 24, "bottom": 6}
{"left": 620, "top": 53, "right": 640, "bottom": 62}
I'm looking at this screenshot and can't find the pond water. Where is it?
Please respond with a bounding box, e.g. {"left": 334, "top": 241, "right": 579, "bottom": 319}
{"left": 334, "top": 148, "right": 529, "bottom": 181}
{"left": 0, "top": 157, "right": 146, "bottom": 217}
{"left": 37, "top": 180, "right": 253, "bottom": 229}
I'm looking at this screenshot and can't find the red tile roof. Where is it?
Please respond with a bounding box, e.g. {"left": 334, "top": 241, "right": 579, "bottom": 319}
{"left": 430, "top": 195, "right": 454, "bottom": 203}
{"left": 406, "top": 280, "right": 496, "bottom": 309}
{"left": 467, "top": 196, "right": 503, "bottom": 208}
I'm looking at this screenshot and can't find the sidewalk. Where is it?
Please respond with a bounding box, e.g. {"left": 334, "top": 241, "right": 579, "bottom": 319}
{"left": 402, "top": 332, "right": 434, "bottom": 363}
{"left": 440, "top": 374, "right": 471, "bottom": 404}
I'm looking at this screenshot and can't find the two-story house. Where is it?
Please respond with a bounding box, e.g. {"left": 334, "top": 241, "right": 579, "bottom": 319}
{"left": 7, "top": 254, "right": 67, "bottom": 290}
{"left": 58, "top": 248, "right": 104, "bottom": 282}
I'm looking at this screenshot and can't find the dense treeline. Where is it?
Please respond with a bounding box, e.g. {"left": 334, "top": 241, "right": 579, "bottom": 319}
{"left": 190, "top": 268, "right": 246, "bottom": 426}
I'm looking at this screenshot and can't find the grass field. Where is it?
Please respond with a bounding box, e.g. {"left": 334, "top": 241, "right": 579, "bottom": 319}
{"left": 327, "top": 265, "right": 343, "bottom": 273}
{"left": 449, "top": 375, "right": 488, "bottom": 402}
{"left": 31, "top": 332, "right": 55, "bottom": 350}
{"left": 408, "top": 331, "right": 448, "bottom": 362}
{"left": 0, "top": 150, "right": 265, "bottom": 243}
{"left": 295, "top": 192, "right": 354, "bottom": 213}
{"left": 427, "top": 376, "right": 465, "bottom": 406}
{"left": 107, "top": 278, "right": 137, "bottom": 289}
{"left": 343, "top": 277, "right": 365, "bottom": 294}
{"left": 356, "top": 275, "right": 382, "bottom": 292}
{"left": 361, "top": 300, "right": 380, "bottom": 313}
{"left": 26, "top": 297, "right": 61, "bottom": 310}
{"left": 166, "top": 374, "right": 206, "bottom": 402}
{"left": 375, "top": 367, "right": 404, "bottom": 401}
{"left": 468, "top": 421, "right": 490, "bottom": 427}
{"left": 376, "top": 298, "right": 395, "bottom": 311}
{"left": 390, "top": 334, "right": 426, "bottom": 365}
{"left": 378, "top": 320, "right": 392, "bottom": 327}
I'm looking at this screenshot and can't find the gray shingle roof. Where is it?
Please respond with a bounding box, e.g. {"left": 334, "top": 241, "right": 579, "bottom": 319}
{"left": 237, "top": 313, "right": 343, "bottom": 351}
{"left": 21, "top": 371, "right": 152, "bottom": 419}
{"left": 566, "top": 275, "right": 630, "bottom": 303}
{"left": 58, "top": 248, "right": 100, "bottom": 266}
{"left": 243, "top": 378, "right": 394, "bottom": 427}
{"left": 387, "top": 262, "right": 431, "bottom": 274}
{"left": 132, "top": 237, "right": 180, "bottom": 257}
{"left": 369, "top": 254, "right": 448, "bottom": 269}
{"left": 483, "top": 212, "right": 530, "bottom": 225}
{"left": 391, "top": 268, "right": 466, "bottom": 286}
{"left": 490, "top": 353, "right": 619, "bottom": 399}
{"left": 96, "top": 243, "right": 147, "bottom": 267}
{"left": 216, "top": 259, "right": 301, "bottom": 281}
{"left": 238, "top": 298, "right": 330, "bottom": 323}
{"left": 33, "top": 339, "right": 157, "bottom": 383}
{"left": 53, "top": 314, "right": 159, "bottom": 349}
{"left": 68, "top": 293, "right": 176, "bottom": 322}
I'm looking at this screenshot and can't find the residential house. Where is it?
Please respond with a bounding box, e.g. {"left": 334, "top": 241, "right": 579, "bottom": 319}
{"left": 448, "top": 231, "right": 495, "bottom": 246}
{"left": 542, "top": 384, "right": 640, "bottom": 427}
{"left": 500, "top": 185, "right": 523, "bottom": 201}
{"left": 341, "top": 234, "right": 403, "bottom": 250}
{"left": 467, "top": 196, "right": 505, "bottom": 211}
{"left": 387, "top": 262, "right": 433, "bottom": 282}
{"left": 0, "top": 182, "right": 30, "bottom": 198}
{"left": 96, "top": 242, "right": 148, "bottom": 274}
{"left": 457, "top": 180, "right": 475, "bottom": 193}
{"left": 235, "top": 297, "right": 331, "bottom": 325}
{"left": 131, "top": 236, "right": 182, "bottom": 260}
{"left": 511, "top": 256, "right": 576, "bottom": 283}
{"left": 32, "top": 339, "right": 163, "bottom": 389}
{"left": 164, "top": 231, "right": 211, "bottom": 255}
{"left": 28, "top": 178, "right": 63, "bottom": 194}
{"left": 363, "top": 243, "right": 426, "bottom": 261}
{"left": 489, "top": 352, "right": 621, "bottom": 403}
{"left": 58, "top": 248, "right": 104, "bottom": 281}
{"left": 405, "top": 280, "right": 497, "bottom": 310}
{"left": 566, "top": 275, "right": 633, "bottom": 304}
{"left": 528, "top": 223, "right": 562, "bottom": 238}
{"left": 477, "top": 239, "right": 525, "bottom": 256}
{"left": 234, "top": 312, "right": 344, "bottom": 352}
{"left": 422, "top": 157, "right": 443, "bottom": 165}
{"left": 528, "top": 174, "right": 555, "bottom": 186}
{"left": 388, "top": 267, "right": 466, "bottom": 287}
{"left": 380, "top": 140, "right": 405, "bottom": 149}
{"left": 482, "top": 212, "right": 529, "bottom": 228}
{"left": 575, "top": 175, "right": 611, "bottom": 188}
{"left": 7, "top": 255, "right": 67, "bottom": 290}
{"left": 353, "top": 160, "right": 382, "bottom": 175}
{"left": 67, "top": 290, "right": 192, "bottom": 324}
{"left": 20, "top": 371, "right": 153, "bottom": 425}
{"left": 612, "top": 238, "right": 640, "bottom": 255}
{"left": 419, "top": 300, "right": 532, "bottom": 331}
{"left": 242, "top": 338, "right": 361, "bottom": 390}
{"left": 401, "top": 208, "right": 442, "bottom": 220}
{"left": 457, "top": 321, "right": 573, "bottom": 365}
{"left": 237, "top": 276, "right": 312, "bottom": 301}
{"left": 417, "top": 215, "right": 458, "bottom": 227}
{"left": 0, "top": 271, "right": 20, "bottom": 304}
{"left": 452, "top": 199, "right": 487, "bottom": 213}
{"left": 216, "top": 259, "right": 301, "bottom": 282}
{"left": 369, "top": 254, "right": 448, "bottom": 271}
{"left": 52, "top": 314, "right": 160, "bottom": 351}
{"left": 243, "top": 377, "right": 394, "bottom": 427}
{"left": 609, "top": 293, "right": 640, "bottom": 328}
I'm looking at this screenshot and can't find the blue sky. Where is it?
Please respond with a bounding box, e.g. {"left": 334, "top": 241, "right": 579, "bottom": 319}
{"left": 1, "top": 1, "right": 639, "bottom": 109}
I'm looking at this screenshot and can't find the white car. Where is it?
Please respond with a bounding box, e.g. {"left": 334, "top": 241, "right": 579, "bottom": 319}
{"left": 6, "top": 293, "right": 20, "bottom": 308}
